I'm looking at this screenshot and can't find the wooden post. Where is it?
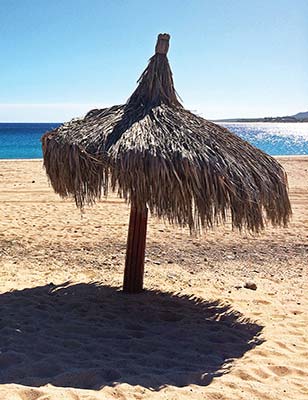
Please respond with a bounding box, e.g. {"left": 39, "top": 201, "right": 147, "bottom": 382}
{"left": 123, "top": 202, "right": 148, "bottom": 293}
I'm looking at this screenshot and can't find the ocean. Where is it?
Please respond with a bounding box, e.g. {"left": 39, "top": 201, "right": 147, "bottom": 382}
{"left": 221, "top": 122, "right": 308, "bottom": 156}
{"left": 0, "top": 123, "right": 61, "bottom": 159}
{"left": 0, "top": 122, "right": 308, "bottom": 159}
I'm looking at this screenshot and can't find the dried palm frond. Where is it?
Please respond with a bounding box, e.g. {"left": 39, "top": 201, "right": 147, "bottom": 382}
{"left": 42, "top": 33, "right": 291, "bottom": 233}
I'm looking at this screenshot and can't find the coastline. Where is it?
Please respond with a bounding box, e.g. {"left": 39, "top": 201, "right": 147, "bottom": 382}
{"left": 0, "top": 155, "right": 307, "bottom": 162}
{"left": 0, "top": 158, "right": 43, "bottom": 162}
{"left": 216, "top": 120, "right": 308, "bottom": 124}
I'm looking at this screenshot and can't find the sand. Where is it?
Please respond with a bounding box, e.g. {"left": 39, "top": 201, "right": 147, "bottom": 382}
{"left": 0, "top": 157, "right": 307, "bottom": 400}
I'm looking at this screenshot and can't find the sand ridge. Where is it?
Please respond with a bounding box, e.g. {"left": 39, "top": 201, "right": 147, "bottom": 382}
{"left": 0, "top": 157, "right": 307, "bottom": 399}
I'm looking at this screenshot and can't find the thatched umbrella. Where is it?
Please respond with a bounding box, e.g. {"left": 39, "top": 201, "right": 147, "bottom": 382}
{"left": 42, "top": 33, "right": 291, "bottom": 293}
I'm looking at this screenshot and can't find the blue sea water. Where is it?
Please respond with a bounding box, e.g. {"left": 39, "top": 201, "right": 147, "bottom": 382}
{"left": 0, "top": 123, "right": 60, "bottom": 159}
{"left": 0, "top": 122, "right": 307, "bottom": 159}
{"left": 221, "top": 122, "right": 308, "bottom": 156}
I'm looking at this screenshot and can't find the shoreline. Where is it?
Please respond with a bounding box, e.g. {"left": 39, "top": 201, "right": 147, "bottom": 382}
{"left": 0, "top": 158, "right": 43, "bottom": 162}
{"left": 1, "top": 155, "right": 308, "bottom": 162}
{"left": 217, "top": 121, "right": 308, "bottom": 124}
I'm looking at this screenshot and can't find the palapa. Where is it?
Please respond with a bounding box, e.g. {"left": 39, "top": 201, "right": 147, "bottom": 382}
{"left": 42, "top": 33, "right": 291, "bottom": 293}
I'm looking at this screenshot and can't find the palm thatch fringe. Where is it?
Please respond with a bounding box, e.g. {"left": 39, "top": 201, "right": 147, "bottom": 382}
{"left": 42, "top": 33, "right": 291, "bottom": 233}
{"left": 42, "top": 104, "right": 291, "bottom": 233}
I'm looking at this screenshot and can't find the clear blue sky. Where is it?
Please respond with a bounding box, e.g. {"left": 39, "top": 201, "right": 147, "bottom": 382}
{"left": 0, "top": 0, "right": 307, "bottom": 122}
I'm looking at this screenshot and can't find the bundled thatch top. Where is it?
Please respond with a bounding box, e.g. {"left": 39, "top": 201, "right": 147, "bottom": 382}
{"left": 42, "top": 33, "right": 291, "bottom": 232}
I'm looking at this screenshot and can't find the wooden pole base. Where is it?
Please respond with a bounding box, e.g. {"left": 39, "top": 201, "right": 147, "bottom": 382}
{"left": 123, "top": 203, "right": 148, "bottom": 293}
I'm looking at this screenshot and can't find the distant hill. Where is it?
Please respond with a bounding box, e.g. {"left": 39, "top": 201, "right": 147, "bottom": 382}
{"left": 292, "top": 111, "right": 308, "bottom": 120}
{"left": 216, "top": 111, "right": 308, "bottom": 123}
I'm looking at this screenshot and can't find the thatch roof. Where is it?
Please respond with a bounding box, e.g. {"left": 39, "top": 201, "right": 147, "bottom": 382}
{"left": 42, "top": 34, "right": 291, "bottom": 232}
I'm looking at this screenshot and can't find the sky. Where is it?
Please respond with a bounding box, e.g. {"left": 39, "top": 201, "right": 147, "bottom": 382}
{"left": 0, "top": 0, "right": 307, "bottom": 122}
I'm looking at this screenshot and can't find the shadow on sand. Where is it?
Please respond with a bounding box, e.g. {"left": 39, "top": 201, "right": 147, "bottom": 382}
{"left": 0, "top": 282, "right": 263, "bottom": 390}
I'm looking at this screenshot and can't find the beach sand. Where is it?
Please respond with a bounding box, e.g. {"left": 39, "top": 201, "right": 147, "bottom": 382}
{"left": 0, "top": 157, "right": 307, "bottom": 400}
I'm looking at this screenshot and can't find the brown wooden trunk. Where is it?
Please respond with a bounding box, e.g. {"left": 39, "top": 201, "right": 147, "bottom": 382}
{"left": 123, "top": 203, "right": 148, "bottom": 293}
